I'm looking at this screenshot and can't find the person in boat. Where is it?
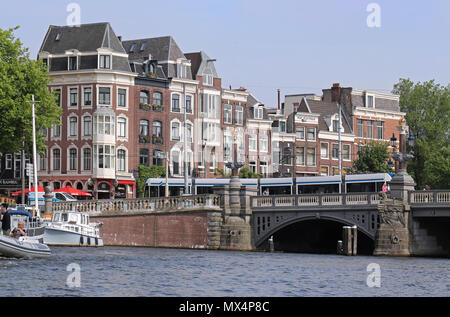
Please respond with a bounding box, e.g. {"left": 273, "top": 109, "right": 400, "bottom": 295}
{"left": 1, "top": 203, "right": 11, "bottom": 236}
{"left": 10, "top": 221, "right": 27, "bottom": 239}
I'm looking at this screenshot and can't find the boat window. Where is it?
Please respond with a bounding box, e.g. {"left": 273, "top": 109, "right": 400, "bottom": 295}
{"left": 62, "top": 213, "right": 68, "bottom": 222}
{"left": 53, "top": 213, "right": 60, "bottom": 222}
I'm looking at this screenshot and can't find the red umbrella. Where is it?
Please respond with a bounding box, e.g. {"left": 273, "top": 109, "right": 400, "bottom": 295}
{"left": 11, "top": 185, "right": 45, "bottom": 196}
{"left": 53, "top": 185, "right": 92, "bottom": 197}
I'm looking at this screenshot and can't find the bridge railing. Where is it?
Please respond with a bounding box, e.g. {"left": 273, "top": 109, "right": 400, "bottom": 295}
{"left": 52, "top": 194, "right": 221, "bottom": 214}
{"left": 409, "top": 191, "right": 450, "bottom": 205}
{"left": 251, "top": 192, "right": 381, "bottom": 209}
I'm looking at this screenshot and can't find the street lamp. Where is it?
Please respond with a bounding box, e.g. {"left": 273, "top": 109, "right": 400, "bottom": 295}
{"left": 390, "top": 133, "right": 397, "bottom": 150}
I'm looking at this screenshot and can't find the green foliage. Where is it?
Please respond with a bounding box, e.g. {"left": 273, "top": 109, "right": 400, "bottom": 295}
{"left": 392, "top": 79, "right": 450, "bottom": 189}
{"left": 0, "top": 27, "right": 61, "bottom": 155}
{"left": 214, "top": 168, "right": 231, "bottom": 178}
{"left": 136, "top": 165, "right": 166, "bottom": 197}
{"left": 349, "top": 141, "right": 390, "bottom": 174}
{"left": 238, "top": 167, "right": 263, "bottom": 179}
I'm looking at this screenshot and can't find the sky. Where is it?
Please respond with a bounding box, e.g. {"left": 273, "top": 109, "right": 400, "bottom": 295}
{"left": 1, "top": 0, "right": 449, "bottom": 107}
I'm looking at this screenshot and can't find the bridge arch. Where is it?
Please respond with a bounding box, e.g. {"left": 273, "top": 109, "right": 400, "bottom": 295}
{"left": 254, "top": 214, "right": 375, "bottom": 251}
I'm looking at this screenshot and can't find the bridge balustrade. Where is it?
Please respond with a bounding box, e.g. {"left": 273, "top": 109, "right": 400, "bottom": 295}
{"left": 52, "top": 194, "right": 221, "bottom": 214}
{"left": 409, "top": 191, "right": 450, "bottom": 205}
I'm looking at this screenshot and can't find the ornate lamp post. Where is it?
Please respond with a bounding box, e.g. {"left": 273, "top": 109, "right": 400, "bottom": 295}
{"left": 389, "top": 120, "right": 416, "bottom": 201}
{"left": 226, "top": 132, "right": 244, "bottom": 211}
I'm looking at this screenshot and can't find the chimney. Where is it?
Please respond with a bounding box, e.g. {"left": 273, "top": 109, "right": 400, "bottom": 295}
{"left": 118, "top": 36, "right": 122, "bottom": 42}
{"left": 331, "top": 83, "right": 341, "bottom": 102}
{"left": 277, "top": 89, "right": 281, "bottom": 110}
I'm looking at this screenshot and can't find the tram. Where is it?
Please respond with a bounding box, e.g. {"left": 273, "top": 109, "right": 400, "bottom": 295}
{"left": 145, "top": 173, "right": 392, "bottom": 197}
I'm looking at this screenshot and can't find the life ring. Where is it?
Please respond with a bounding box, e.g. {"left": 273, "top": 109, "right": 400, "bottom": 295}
{"left": 391, "top": 235, "right": 400, "bottom": 244}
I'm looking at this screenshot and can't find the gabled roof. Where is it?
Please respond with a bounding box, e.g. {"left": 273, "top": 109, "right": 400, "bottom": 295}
{"left": 299, "top": 99, "right": 353, "bottom": 134}
{"left": 39, "top": 22, "right": 126, "bottom": 54}
{"left": 184, "top": 51, "right": 218, "bottom": 78}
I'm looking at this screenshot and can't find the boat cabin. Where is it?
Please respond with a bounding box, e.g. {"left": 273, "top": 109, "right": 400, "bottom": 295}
{"left": 52, "top": 212, "right": 90, "bottom": 226}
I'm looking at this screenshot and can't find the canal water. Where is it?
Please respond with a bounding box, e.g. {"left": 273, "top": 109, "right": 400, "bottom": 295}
{"left": 0, "top": 247, "right": 448, "bottom": 297}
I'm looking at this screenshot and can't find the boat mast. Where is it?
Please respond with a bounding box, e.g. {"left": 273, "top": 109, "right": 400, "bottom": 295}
{"left": 30, "top": 95, "right": 40, "bottom": 217}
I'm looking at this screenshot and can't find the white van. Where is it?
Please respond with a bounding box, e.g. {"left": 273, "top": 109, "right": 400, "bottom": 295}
{"left": 29, "top": 192, "right": 77, "bottom": 207}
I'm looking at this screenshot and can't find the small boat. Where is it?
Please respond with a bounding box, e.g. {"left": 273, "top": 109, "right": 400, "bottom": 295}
{"left": 0, "top": 209, "right": 51, "bottom": 259}
{"left": 43, "top": 211, "right": 104, "bottom": 247}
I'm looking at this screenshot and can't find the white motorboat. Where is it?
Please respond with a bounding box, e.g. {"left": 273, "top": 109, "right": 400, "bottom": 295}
{"left": 43, "top": 211, "right": 104, "bottom": 247}
{"left": 0, "top": 209, "right": 51, "bottom": 259}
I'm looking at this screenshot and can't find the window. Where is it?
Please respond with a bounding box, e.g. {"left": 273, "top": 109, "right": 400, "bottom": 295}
{"left": 332, "top": 167, "right": 340, "bottom": 176}
{"left": 95, "top": 145, "right": 115, "bottom": 169}
{"left": 280, "top": 121, "right": 286, "bottom": 132}
{"left": 333, "top": 120, "right": 339, "bottom": 132}
{"left": 69, "top": 117, "right": 78, "bottom": 137}
{"left": 172, "top": 151, "right": 180, "bottom": 175}
{"left": 343, "top": 144, "right": 351, "bottom": 161}
{"left": 139, "top": 149, "right": 149, "bottom": 166}
{"left": 296, "top": 147, "right": 305, "bottom": 166}
{"left": 283, "top": 147, "right": 292, "bottom": 165}
{"left": 332, "top": 144, "right": 339, "bottom": 159}
{"left": 94, "top": 115, "right": 114, "bottom": 136}
{"left": 186, "top": 95, "right": 192, "bottom": 113}
{"left": 203, "top": 74, "right": 213, "bottom": 86}
{"left": 130, "top": 43, "right": 137, "bottom": 53}
{"left": 296, "top": 126, "right": 305, "bottom": 140}
{"left": 83, "top": 87, "right": 92, "bottom": 106}
{"left": 177, "top": 64, "right": 186, "bottom": 78}
{"left": 367, "top": 120, "right": 373, "bottom": 139}
{"left": 235, "top": 106, "right": 243, "bottom": 125}
{"left": 249, "top": 161, "right": 257, "bottom": 173}
{"left": 83, "top": 148, "right": 91, "bottom": 171}
{"left": 83, "top": 116, "right": 91, "bottom": 136}
{"left": 69, "top": 56, "right": 77, "bottom": 70}
{"left": 52, "top": 149, "right": 61, "bottom": 170}
{"left": 376, "top": 121, "right": 384, "bottom": 140}
{"left": 5, "top": 154, "right": 12, "bottom": 169}
{"left": 260, "top": 162, "right": 268, "bottom": 177}
{"left": 187, "top": 123, "right": 193, "bottom": 142}
{"left": 153, "top": 92, "right": 162, "bottom": 106}
{"left": 140, "top": 91, "right": 149, "bottom": 105}
{"left": 209, "top": 150, "right": 216, "bottom": 171}
{"left": 357, "top": 119, "right": 364, "bottom": 137}
{"left": 53, "top": 89, "right": 61, "bottom": 107}
{"left": 306, "top": 148, "right": 316, "bottom": 167}
{"left": 39, "top": 150, "right": 47, "bottom": 171}
{"left": 249, "top": 134, "right": 257, "bottom": 151}
{"left": 224, "top": 104, "right": 232, "bottom": 124}
{"left": 153, "top": 150, "right": 164, "bottom": 166}
{"left": 320, "top": 166, "right": 329, "bottom": 176}
{"left": 52, "top": 123, "right": 61, "bottom": 138}
{"left": 118, "top": 117, "right": 126, "bottom": 138}
{"left": 254, "top": 107, "right": 263, "bottom": 119}
{"left": 171, "top": 122, "right": 180, "bottom": 141}
{"left": 152, "top": 121, "right": 162, "bottom": 137}
{"left": 307, "top": 127, "right": 316, "bottom": 141}
{"left": 140, "top": 120, "right": 149, "bottom": 136}
{"left": 171, "top": 94, "right": 180, "bottom": 112}
{"left": 321, "top": 143, "right": 329, "bottom": 159}
{"left": 140, "top": 42, "right": 147, "bottom": 52}
{"left": 260, "top": 135, "right": 268, "bottom": 152}
{"left": 118, "top": 89, "right": 126, "bottom": 107}
{"left": 367, "top": 95, "right": 375, "bottom": 108}
{"left": 117, "top": 149, "right": 126, "bottom": 172}
{"left": 99, "top": 87, "right": 111, "bottom": 105}
{"left": 99, "top": 55, "right": 111, "bottom": 69}
{"left": 69, "top": 148, "right": 77, "bottom": 171}
{"left": 70, "top": 88, "right": 78, "bottom": 107}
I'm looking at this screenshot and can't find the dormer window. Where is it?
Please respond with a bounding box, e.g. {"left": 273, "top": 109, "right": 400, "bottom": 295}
{"left": 254, "top": 106, "right": 263, "bottom": 119}
{"left": 333, "top": 120, "right": 339, "bottom": 132}
{"left": 130, "top": 43, "right": 137, "bottom": 53}
{"left": 69, "top": 56, "right": 77, "bottom": 70}
{"left": 366, "top": 94, "right": 375, "bottom": 108}
{"left": 203, "top": 74, "right": 213, "bottom": 86}
{"left": 55, "top": 33, "right": 61, "bottom": 41}
{"left": 140, "top": 42, "right": 147, "bottom": 51}
{"left": 177, "top": 64, "right": 186, "bottom": 78}
{"left": 99, "top": 55, "right": 111, "bottom": 69}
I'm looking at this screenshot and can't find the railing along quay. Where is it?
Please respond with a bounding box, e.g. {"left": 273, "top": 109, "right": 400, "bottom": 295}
{"left": 251, "top": 193, "right": 382, "bottom": 209}
{"left": 52, "top": 194, "right": 221, "bottom": 214}
{"left": 408, "top": 191, "right": 450, "bottom": 205}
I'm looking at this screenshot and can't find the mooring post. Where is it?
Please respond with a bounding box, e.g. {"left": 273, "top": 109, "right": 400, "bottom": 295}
{"left": 342, "top": 226, "right": 352, "bottom": 256}
{"left": 268, "top": 235, "right": 274, "bottom": 253}
{"left": 352, "top": 225, "right": 358, "bottom": 256}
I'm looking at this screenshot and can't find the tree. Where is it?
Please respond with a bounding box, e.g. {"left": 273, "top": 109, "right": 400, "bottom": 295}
{"left": 392, "top": 79, "right": 450, "bottom": 189}
{"left": 0, "top": 27, "right": 61, "bottom": 155}
{"left": 136, "top": 165, "right": 166, "bottom": 197}
{"left": 239, "top": 167, "right": 263, "bottom": 179}
{"left": 349, "top": 141, "right": 390, "bottom": 174}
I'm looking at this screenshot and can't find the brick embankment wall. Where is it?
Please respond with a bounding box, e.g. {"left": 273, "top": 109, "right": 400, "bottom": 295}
{"left": 91, "top": 210, "right": 215, "bottom": 249}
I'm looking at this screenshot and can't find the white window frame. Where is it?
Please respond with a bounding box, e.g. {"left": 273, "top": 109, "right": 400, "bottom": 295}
{"left": 249, "top": 134, "right": 257, "bottom": 152}
{"left": 5, "top": 154, "right": 12, "bottom": 170}
{"left": 67, "top": 146, "right": 78, "bottom": 172}
{"left": 99, "top": 54, "right": 112, "bottom": 70}
{"left": 81, "top": 85, "right": 93, "bottom": 108}
{"left": 332, "top": 143, "right": 339, "bottom": 160}
{"left": 68, "top": 86, "right": 79, "bottom": 109}
{"left": 320, "top": 142, "right": 329, "bottom": 159}
{"left": 296, "top": 147, "right": 305, "bottom": 166}
{"left": 307, "top": 127, "right": 316, "bottom": 141}
{"left": 296, "top": 126, "right": 305, "bottom": 140}
{"left": 171, "top": 120, "right": 181, "bottom": 141}
{"left": 117, "top": 147, "right": 128, "bottom": 172}
{"left": 82, "top": 146, "right": 92, "bottom": 171}
{"left": 117, "top": 116, "right": 127, "bottom": 139}
{"left": 320, "top": 166, "right": 329, "bottom": 176}
{"left": 68, "top": 115, "right": 78, "bottom": 139}
{"left": 260, "top": 135, "right": 268, "bottom": 153}
{"left": 343, "top": 144, "right": 351, "bottom": 161}
{"left": 224, "top": 104, "right": 232, "bottom": 124}
{"left": 117, "top": 87, "right": 128, "bottom": 109}
{"left": 82, "top": 114, "right": 92, "bottom": 138}
{"left": 97, "top": 85, "right": 112, "bottom": 107}
{"left": 51, "top": 146, "right": 62, "bottom": 171}
{"left": 306, "top": 147, "right": 316, "bottom": 167}
{"left": 51, "top": 87, "right": 62, "bottom": 107}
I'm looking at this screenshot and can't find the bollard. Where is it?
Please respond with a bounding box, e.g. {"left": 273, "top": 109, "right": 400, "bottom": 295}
{"left": 268, "top": 236, "right": 274, "bottom": 253}
{"left": 351, "top": 226, "right": 358, "bottom": 256}
{"left": 342, "top": 226, "right": 352, "bottom": 256}
{"left": 337, "top": 240, "right": 344, "bottom": 255}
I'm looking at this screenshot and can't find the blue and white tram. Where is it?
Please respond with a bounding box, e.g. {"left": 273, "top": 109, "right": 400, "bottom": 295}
{"left": 145, "top": 173, "right": 392, "bottom": 197}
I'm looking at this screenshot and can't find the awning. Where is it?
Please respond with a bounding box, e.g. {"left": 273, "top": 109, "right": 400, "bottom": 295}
{"left": 118, "top": 180, "right": 135, "bottom": 186}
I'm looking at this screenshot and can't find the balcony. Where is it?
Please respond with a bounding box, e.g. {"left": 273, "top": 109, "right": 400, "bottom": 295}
{"left": 152, "top": 104, "right": 164, "bottom": 112}
{"left": 139, "top": 103, "right": 151, "bottom": 111}
{"left": 152, "top": 136, "right": 164, "bottom": 145}
{"left": 139, "top": 135, "right": 150, "bottom": 144}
